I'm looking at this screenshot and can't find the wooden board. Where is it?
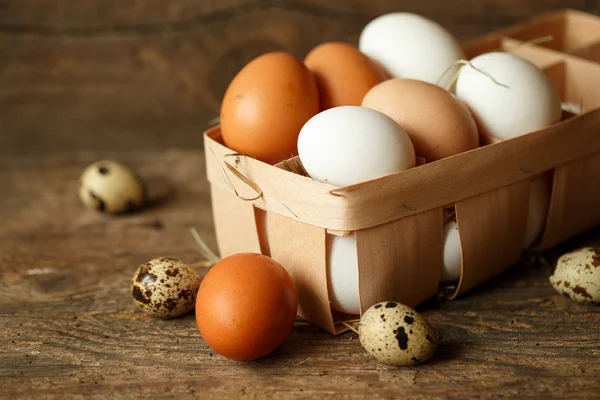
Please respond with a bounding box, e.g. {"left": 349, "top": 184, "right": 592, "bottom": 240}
{"left": 2, "top": 0, "right": 600, "bottom": 156}
{"left": 1, "top": 149, "right": 600, "bottom": 398}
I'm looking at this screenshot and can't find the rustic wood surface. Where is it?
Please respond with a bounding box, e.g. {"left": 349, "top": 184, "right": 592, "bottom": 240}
{"left": 1, "top": 0, "right": 600, "bottom": 398}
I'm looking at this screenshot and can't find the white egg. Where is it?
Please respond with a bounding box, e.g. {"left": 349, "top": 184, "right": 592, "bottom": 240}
{"left": 327, "top": 234, "right": 360, "bottom": 315}
{"left": 455, "top": 52, "right": 562, "bottom": 140}
{"left": 561, "top": 102, "right": 583, "bottom": 115}
{"left": 298, "top": 106, "right": 415, "bottom": 187}
{"left": 523, "top": 177, "right": 551, "bottom": 249}
{"left": 359, "top": 13, "right": 465, "bottom": 86}
{"left": 440, "top": 177, "right": 550, "bottom": 283}
{"left": 442, "top": 221, "right": 462, "bottom": 283}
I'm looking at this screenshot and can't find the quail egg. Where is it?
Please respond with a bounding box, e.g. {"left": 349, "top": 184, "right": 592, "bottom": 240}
{"left": 550, "top": 247, "right": 600, "bottom": 303}
{"left": 359, "top": 301, "right": 438, "bottom": 366}
{"left": 131, "top": 258, "right": 202, "bottom": 318}
{"left": 79, "top": 160, "right": 145, "bottom": 214}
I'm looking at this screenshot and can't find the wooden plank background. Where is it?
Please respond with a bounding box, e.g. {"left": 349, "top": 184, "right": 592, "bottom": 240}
{"left": 1, "top": 0, "right": 599, "bottom": 155}
{"left": 1, "top": 0, "right": 600, "bottom": 398}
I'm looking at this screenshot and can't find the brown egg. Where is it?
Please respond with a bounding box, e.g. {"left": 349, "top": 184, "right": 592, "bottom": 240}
{"left": 220, "top": 52, "right": 319, "bottom": 165}
{"left": 362, "top": 79, "right": 479, "bottom": 161}
{"left": 195, "top": 253, "right": 298, "bottom": 361}
{"left": 305, "top": 42, "right": 386, "bottom": 110}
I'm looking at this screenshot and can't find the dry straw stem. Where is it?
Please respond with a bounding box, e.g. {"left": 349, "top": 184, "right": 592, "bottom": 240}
{"left": 339, "top": 321, "right": 359, "bottom": 334}
{"left": 294, "top": 158, "right": 309, "bottom": 177}
{"left": 503, "top": 35, "right": 554, "bottom": 52}
{"left": 335, "top": 318, "right": 361, "bottom": 324}
{"left": 190, "top": 260, "right": 214, "bottom": 268}
{"left": 438, "top": 59, "right": 510, "bottom": 91}
{"left": 208, "top": 116, "right": 221, "bottom": 127}
{"left": 282, "top": 158, "right": 309, "bottom": 177}
{"left": 189, "top": 227, "right": 221, "bottom": 266}
{"left": 438, "top": 35, "right": 554, "bottom": 91}
{"left": 443, "top": 208, "right": 456, "bottom": 225}
{"left": 292, "top": 358, "right": 311, "bottom": 367}
{"left": 282, "top": 160, "right": 293, "bottom": 173}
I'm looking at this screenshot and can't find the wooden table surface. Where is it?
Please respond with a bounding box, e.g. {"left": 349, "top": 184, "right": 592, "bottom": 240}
{"left": 1, "top": 1, "right": 600, "bottom": 398}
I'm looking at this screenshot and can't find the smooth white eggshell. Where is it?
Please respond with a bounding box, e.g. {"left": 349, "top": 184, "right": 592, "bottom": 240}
{"left": 455, "top": 52, "right": 562, "bottom": 140}
{"left": 298, "top": 106, "right": 415, "bottom": 187}
{"left": 523, "top": 176, "right": 551, "bottom": 249}
{"left": 442, "top": 221, "right": 462, "bottom": 283}
{"left": 327, "top": 234, "right": 360, "bottom": 315}
{"left": 359, "top": 13, "right": 464, "bottom": 86}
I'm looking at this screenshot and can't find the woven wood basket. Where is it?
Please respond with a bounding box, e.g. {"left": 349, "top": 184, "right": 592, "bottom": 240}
{"left": 204, "top": 9, "right": 600, "bottom": 334}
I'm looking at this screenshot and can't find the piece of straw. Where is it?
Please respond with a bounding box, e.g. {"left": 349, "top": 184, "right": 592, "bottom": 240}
{"left": 189, "top": 227, "right": 220, "bottom": 265}
{"left": 437, "top": 59, "right": 509, "bottom": 91}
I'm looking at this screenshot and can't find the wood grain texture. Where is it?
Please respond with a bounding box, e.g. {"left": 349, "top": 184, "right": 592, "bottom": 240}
{"left": 1, "top": 150, "right": 600, "bottom": 399}
{"left": 1, "top": 0, "right": 600, "bottom": 155}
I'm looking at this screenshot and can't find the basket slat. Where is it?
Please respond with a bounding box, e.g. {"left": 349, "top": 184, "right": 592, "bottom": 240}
{"left": 205, "top": 110, "right": 600, "bottom": 232}
{"left": 538, "top": 151, "right": 600, "bottom": 250}
{"left": 356, "top": 208, "right": 443, "bottom": 312}
{"left": 267, "top": 212, "right": 345, "bottom": 334}
{"left": 210, "top": 184, "right": 262, "bottom": 257}
{"left": 330, "top": 111, "right": 600, "bottom": 232}
{"left": 448, "top": 180, "right": 529, "bottom": 298}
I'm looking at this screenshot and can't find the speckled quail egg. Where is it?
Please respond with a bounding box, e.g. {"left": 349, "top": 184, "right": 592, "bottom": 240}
{"left": 131, "top": 258, "right": 202, "bottom": 318}
{"left": 358, "top": 301, "right": 438, "bottom": 366}
{"left": 550, "top": 247, "right": 600, "bottom": 303}
{"left": 79, "top": 160, "right": 145, "bottom": 214}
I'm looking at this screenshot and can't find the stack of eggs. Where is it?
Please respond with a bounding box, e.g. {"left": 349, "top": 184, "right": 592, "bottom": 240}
{"left": 219, "top": 13, "right": 562, "bottom": 315}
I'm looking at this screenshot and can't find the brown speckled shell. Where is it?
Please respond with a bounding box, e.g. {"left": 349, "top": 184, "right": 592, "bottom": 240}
{"left": 358, "top": 301, "right": 438, "bottom": 366}
{"left": 79, "top": 160, "right": 145, "bottom": 214}
{"left": 550, "top": 247, "right": 600, "bottom": 303}
{"left": 131, "top": 258, "right": 202, "bottom": 318}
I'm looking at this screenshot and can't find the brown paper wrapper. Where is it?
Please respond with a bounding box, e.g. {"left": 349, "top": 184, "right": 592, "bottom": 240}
{"left": 357, "top": 208, "right": 443, "bottom": 311}
{"left": 210, "top": 184, "right": 262, "bottom": 257}
{"left": 446, "top": 181, "right": 529, "bottom": 299}
{"left": 538, "top": 151, "right": 600, "bottom": 250}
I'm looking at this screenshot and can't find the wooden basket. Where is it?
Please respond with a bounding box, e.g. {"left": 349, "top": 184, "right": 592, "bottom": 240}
{"left": 204, "top": 9, "right": 600, "bottom": 334}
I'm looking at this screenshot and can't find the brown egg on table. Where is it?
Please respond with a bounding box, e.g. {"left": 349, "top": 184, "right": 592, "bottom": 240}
{"left": 195, "top": 253, "right": 298, "bottom": 361}
{"left": 304, "top": 42, "right": 387, "bottom": 110}
{"left": 220, "top": 52, "right": 319, "bottom": 165}
{"left": 362, "top": 78, "right": 479, "bottom": 162}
